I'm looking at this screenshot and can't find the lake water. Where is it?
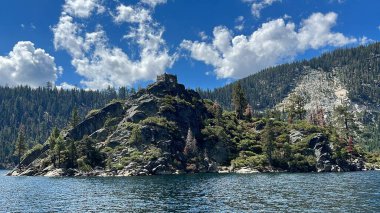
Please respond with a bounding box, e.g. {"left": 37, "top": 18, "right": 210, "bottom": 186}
{"left": 0, "top": 170, "right": 379, "bottom": 212}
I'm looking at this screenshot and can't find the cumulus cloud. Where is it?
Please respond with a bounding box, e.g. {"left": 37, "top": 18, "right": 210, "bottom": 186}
{"left": 63, "top": 0, "right": 104, "bottom": 18}
{"left": 53, "top": 0, "right": 174, "bottom": 89}
{"left": 181, "top": 12, "right": 357, "bottom": 79}
{"left": 243, "top": 0, "right": 281, "bottom": 18}
{"left": 0, "top": 41, "right": 61, "bottom": 87}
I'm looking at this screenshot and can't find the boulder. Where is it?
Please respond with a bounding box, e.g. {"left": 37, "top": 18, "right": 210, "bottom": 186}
{"left": 289, "top": 130, "right": 303, "bottom": 144}
{"left": 235, "top": 167, "right": 260, "bottom": 174}
{"left": 44, "top": 169, "right": 64, "bottom": 177}
{"left": 309, "top": 133, "right": 334, "bottom": 172}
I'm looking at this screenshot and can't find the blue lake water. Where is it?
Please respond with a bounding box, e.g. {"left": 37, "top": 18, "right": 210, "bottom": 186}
{"left": 0, "top": 170, "right": 379, "bottom": 212}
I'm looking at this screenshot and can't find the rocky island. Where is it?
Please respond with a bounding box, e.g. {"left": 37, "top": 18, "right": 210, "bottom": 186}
{"left": 8, "top": 74, "right": 378, "bottom": 177}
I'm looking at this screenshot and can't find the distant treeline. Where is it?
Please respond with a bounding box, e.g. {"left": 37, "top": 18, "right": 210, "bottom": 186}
{"left": 0, "top": 85, "right": 135, "bottom": 164}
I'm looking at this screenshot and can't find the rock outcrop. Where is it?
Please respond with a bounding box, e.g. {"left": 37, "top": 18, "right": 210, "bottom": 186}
{"left": 308, "top": 133, "right": 365, "bottom": 172}
{"left": 12, "top": 74, "right": 216, "bottom": 177}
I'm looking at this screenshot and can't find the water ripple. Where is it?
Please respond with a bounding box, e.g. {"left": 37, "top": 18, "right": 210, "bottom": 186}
{"left": 0, "top": 171, "right": 379, "bottom": 212}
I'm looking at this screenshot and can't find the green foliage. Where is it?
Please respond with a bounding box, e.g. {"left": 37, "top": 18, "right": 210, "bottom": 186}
{"left": 70, "top": 107, "right": 80, "bottom": 128}
{"left": 0, "top": 85, "right": 122, "bottom": 164}
{"left": 198, "top": 43, "right": 380, "bottom": 150}
{"left": 232, "top": 152, "right": 267, "bottom": 169}
{"left": 159, "top": 95, "right": 194, "bottom": 114}
{"left": 22, "top": 144, "right": 43, "bottom": 161}
{"left": 77, "top": 157, "right": 93, "bottom": 172}
{"left": 140, "top": 116, "right": 176, "bottom": 130}
{"left": 86, "top": 109, "right": 101, "bottom": 118}
{"left": 128, "top": 126, "right": 143, "bottom": 145}
{"left": 288, "top": 153, "right": 315, "bottom": 172}
{"left": 76, "top": 136, "right": 104, "bottom": 168}
{"left": 263, "top": 119, "right": 275, "bottom": 165}
{"left": 67, "top": 139, "right": 77, "bottom": 168}
{"left": 232, "top": 82, "right": 247, "bottom": 119}
{"left": 54, "top": 136, "right": 65, "bottom": 166}
{"left": 121, "top": 150, "right": 144, "bottom": 165}
{"left": 104, "top": 117, "right": 121, "bottom": 128}
{"left": 286, "top": 93, "right": 307, "bottom": 122}
{"left": 14, "top": 125, "right": 26, "bottom": 165}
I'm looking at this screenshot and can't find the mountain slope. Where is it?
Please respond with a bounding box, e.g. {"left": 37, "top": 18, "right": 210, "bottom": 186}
{"left": 199, "top": 43, "right": 380, "bottom": 151}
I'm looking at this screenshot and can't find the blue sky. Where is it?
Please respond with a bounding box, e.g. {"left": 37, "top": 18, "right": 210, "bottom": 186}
{"left": 0, "top": 0, "right": 379, "bottom": 90}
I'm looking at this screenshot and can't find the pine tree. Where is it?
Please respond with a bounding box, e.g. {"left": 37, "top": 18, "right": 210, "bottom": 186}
{"left": 67, "top": 139, "right": 77, "bottom": 168}
{"left": 14, "top": 125, "right": 26, "bottom": 169}
{"left": 335, "top": 104, "right": 356, "bottom": 137}
{"left": 48, "top": 127, "right": 60, "bottom": 167}
{"left": 263, "top": 119, "right": 275, "bottom": 166}
{"left": 287, "top": 93, "right": 307, "bottom": 122}
{"left": 70, "top": 107, "right": 80, "bottom": 128}
{"left": 54, "top": 136, "right": 65, "bottom": 167}
{"left": 232, "top": 82, "right": 247, "bottom": 119}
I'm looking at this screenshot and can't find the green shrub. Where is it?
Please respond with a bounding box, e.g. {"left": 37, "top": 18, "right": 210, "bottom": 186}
{"left": 232, "top": 152, "right": 267, "bottom": 169}
{"left": 104, "top": 117, "right": 121, "bottom": 128}
{"left": 77, "top": 157, "right": 93, "bottom": 172}
{"left": 128, "top": 126, "right": 143, "bottom": 145}
{"left": 86, "top": 109, "right": 100, "bottom": 118}
{"left": 22, "top": 144, "right": 44, "bottom": 161}
{"left": 140, "top": 116, "right": 176, "bottom": 130}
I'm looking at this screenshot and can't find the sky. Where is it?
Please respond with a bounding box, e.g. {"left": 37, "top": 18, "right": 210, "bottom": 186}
{"left": 0, "top": 0, "right": 379, "bottom": 90}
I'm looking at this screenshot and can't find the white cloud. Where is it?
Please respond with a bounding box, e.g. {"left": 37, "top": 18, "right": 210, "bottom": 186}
{"left": 57, "top": 82, "right": 77, "bottom": 90}
{"left": 63, "top": 0, "right": 104, "bottom": 18}
{"left": 243, "top": 0, "right": 281, "bottom": 18}
{"left": 53, "top": 15, "right": 85, "bottom": 58}
{"left": 140, "top": 0, "right": 167, "bottom": 8}
{"left": 53, "top": 0, "right": 174, "bottom": 89}
{"left": 0, "top": 41, "right": 61, "bottom": 87}
{"left": 297, "top": 12, "right": 356, "bottom": 49}
{"left": 181, "top": 12, "right": 357, "bottom": 79}
{"left": 359, "top": 36, "right": 375, "bottom": 45}
{"left": 199, "top": 31, "right": 208, "bottom": 41}
{"left": 378, "top": 25, "right": 380, "bottom": 31}
{"left": 114, "top": 4, "right": 152, "bottom": 23}
{"left": 235, "top": 16, "right": 245, "bottom": 31}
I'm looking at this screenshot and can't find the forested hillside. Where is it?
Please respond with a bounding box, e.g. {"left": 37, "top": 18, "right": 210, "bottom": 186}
{"left": 199, "top": 43, "right": 380, "bottom": 151}
{"left": 199, "top": 43, "right": 380, "bottom": 110}
{"left": 0, "top": 85, "right": 134, "bottom": 164}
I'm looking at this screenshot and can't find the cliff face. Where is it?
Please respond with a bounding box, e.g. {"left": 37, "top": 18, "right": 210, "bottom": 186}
{"left": 277, "top": 68, "right": 380, "bottom": 151}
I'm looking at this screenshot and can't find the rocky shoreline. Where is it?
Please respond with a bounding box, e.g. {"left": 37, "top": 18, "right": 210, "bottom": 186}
{"left": 8, "top": 163, "right": 380, "bottom": 177}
